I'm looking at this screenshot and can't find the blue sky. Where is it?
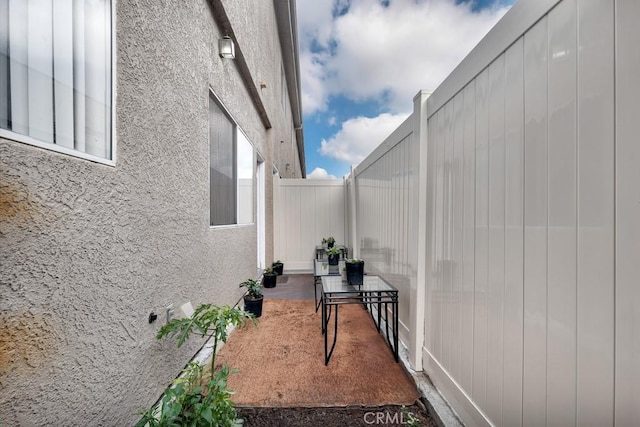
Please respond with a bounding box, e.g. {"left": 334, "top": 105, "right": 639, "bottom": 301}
{"left": 296, "top": 0, "right": 517, "bottom": 179}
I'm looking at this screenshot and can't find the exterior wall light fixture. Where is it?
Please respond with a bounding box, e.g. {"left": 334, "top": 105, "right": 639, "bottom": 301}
{"left": 219, "top": 36, "right": 235, "bottom": 59}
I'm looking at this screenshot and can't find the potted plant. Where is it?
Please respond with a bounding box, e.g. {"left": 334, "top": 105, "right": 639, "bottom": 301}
{"left": 326, "top": 245, "right": 341, "bottom": 266}
{"left": 239, "top": 278, "right": 264, "bottom": 317}
{"left": 262, "top": 267, "right": 277, "bottom": 288}
{"left": 321, "top": 237, "right": 328, "bottom": 249}
{"left": 345, "top": 258, "right": 365, "bottom": 286}
{"left": 272, "top": 260, "right": 284, "bottom": 275}
{"left": 137, "top": 304, "right": 254, "bottom": 426}
{"left": 326, "top": 236, "right": 336, "bottom": 248}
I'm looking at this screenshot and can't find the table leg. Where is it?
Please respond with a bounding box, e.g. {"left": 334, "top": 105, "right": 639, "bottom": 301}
{"left": 380, "top": 300, "right": 388, "bottom": 350}
{"left": 322, "top": 303, "right": 334, "bottom": 335}
{"left": 377, "top": 292, "right": 382, "bottom": 332}
{"left": 358, "top": 285, "right": 367, "bottom": 310}
{"left": 314, "top": 276, "right": 321, "bottom": 312}
{"left": 394, "top": 300, "right": 399, "bottom": 362}
{"left": 325, "top": 303, "right": 339, "bottom": 365}
{"left": 322, "top": 294, "right": 327, "bottom": 359}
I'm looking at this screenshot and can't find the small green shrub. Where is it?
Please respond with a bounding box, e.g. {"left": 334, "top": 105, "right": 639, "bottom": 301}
{"left": 325, "top": 246, "right": 341, "bottom": 257}
{"left": 137, "top": 304, "right": 255, "bottom": 426}
{"left": 402, "top": 405, "right": 420, "bottom": 427}
{"left": 239, "top": 278, "right": 262, "bottom": 299}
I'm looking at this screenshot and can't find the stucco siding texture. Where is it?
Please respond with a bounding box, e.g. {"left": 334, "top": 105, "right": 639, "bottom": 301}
{"left": 222, "top": 0, "right": 302, "bottom": 180}
{"left": 0, "top": 0, "right": 300, "bottom": 425}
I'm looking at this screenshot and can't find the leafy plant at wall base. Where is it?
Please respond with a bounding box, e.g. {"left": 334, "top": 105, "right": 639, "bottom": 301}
{"left": 239, "top": 278, "right": 262, "bottom": 299}
{"left": 272, "top": 260, "right": 284, "bottom": 275}
{"left": 240, "top": 278, "right": 265, "bottom": 316}
{"left": 138, "top": 362, "right": 237, "bottom": 427}
{"left": 137, "top": 304, "right": 255, "bottom": 427}
{"left": 262, "top": 268, "right": 277, "bottom": 289}
{"left": 402, "top": 405, "right": 421, "bottom": 427}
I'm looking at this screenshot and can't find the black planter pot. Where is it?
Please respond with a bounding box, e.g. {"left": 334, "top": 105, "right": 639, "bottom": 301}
{"left": 346, "top": 261, "right": 364, "bottom": 285}
{"left": 328, "top": 254, "right": 339, "bottom": 266}
{"left": 272, "top": 262, "right": 284, "bottom": 275}
{"left": 263, "top": 273, "right": 277, "bottom": 288}
{"left": 243, "top": 295, "right": 264, "bottom": 318}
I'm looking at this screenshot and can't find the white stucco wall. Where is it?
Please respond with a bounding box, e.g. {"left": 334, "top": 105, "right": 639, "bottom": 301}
{"left": 0, "top": 0, "right": 302, "bottom": 425}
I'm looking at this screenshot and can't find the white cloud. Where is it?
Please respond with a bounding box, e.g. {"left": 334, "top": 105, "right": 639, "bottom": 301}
{"left": 319, "top": 113, "right": 408, "bottom": 165}
{"left": 296, "top": 0, "right": 336, "bottom": 113}
{"left": 298, "top": 0, "right": 510, "bottom": 114}
{"left": 299, "top": 49, "right": 331, "bottom": 113}
{"left": 328, "top": 116, "right": 337, "bottom": 126}
{"left": 308, "top": 167, "right": 338, "bottom": 179}
{"left": 296, "top": 0, "right": 335, "bottom": 48}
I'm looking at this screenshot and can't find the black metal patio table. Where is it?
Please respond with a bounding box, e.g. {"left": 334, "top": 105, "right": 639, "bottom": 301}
{"left": 320, "top": 275, "right": 399, "bottom": 365}
{"left": 313, "top": 258, "right": 345, "bottom": 312}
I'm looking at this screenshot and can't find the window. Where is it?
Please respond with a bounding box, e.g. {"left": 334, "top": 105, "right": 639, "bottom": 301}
{"left": 0, "top": 0, "right": 113, "bottom": 162}
{"left": 236, "top": 130, "right": 254, "bottom": 224}
{"left": 209, "top": 93, "right": 254, "bottom": 226}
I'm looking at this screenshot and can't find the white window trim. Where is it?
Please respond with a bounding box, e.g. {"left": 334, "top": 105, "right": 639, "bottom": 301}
{"left": 209, "top": 223, "right": 255, "bottom": 231}
{"left": 1, "top": 0, "right": 117, "bottom": 167}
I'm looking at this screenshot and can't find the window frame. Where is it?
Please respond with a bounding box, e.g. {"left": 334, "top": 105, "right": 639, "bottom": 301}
{"left": 208, "top": 89, "right": 255, "bottom": 229}
{"left": 0, "top": 0, "right": 117, "bottom": 166}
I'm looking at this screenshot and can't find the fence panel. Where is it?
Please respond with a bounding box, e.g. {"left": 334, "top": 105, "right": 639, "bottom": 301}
{"left": 273, "top": 179, "right": 345, "bottom": 271}
{"left": 422, "top": 0, "right": 616, "bottom": 425}
{"left": 352, "top": 117, "right": 417, "bottom": 347}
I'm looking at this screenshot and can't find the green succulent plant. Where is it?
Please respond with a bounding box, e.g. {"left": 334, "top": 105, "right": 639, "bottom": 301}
{"left": 325, "top": 246, "right": 341, "bottom": 257}
{"left": 239, "top": 278, "right": 262, "bottom": 299}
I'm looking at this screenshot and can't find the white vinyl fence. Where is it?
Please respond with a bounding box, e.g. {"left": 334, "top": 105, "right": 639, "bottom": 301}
{"left": 273, "top": 178, "right": 345, "bottom": 271}
{"left": 421, "top": 0, "right": 638, "bottom": 425}
{"left": 349, "top": 113, "right": 421, "bottom": 352}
